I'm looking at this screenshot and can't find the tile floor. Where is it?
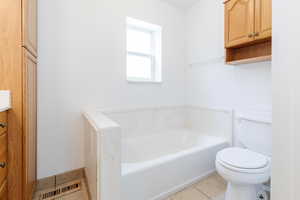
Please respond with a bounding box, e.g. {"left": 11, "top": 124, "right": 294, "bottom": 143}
{"left": 167, "top": 173, "right": 227, "bottom": 200}
{"left": 33, "top": 172, "right": 226, "bottom": 200}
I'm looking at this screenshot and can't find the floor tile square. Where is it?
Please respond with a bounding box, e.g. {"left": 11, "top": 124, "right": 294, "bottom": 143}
{"left": 170, "top": 187, "right": 210, "bottom": 200}
{"left": 195, "top": 173, "right": 227, "bottom": 198}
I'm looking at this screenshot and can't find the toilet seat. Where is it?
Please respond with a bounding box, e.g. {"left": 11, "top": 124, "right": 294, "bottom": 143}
{"left": 216, "top": 147, "right": 270, "bottom": 174}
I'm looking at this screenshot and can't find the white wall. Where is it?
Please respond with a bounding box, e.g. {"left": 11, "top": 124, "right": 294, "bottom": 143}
{"left": 38, "top": 0, "right": 186, "bottom": 178}
{"left": 272, "top": 0, "right": 300, "bottom": 199}
{"left": 185, "top": 0, "right": 272, "bottom": 113}
{"left": 38, "top": 0, "right": 273, "bottom": 179}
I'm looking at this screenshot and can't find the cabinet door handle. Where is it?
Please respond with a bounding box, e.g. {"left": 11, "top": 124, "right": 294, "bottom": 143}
{"left": 254, "top": 32, "right": 260, "bottom": 37}
{"left": 0, "top": 162, "right": 6, "bottom": 168}
{"left": 248, "top": 33, "right": 254, "bottom": 38}
{"left": 0, "top": 123, "right": 6, "bottom": 128}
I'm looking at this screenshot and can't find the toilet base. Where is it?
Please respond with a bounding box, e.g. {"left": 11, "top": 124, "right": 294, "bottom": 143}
{"left": 225, "top": 182, "right": 257, "bottom": 200}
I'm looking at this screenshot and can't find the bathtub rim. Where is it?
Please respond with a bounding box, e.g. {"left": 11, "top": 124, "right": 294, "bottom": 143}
{"left": 93, "top": 105, "right": 233, "bottom": 115}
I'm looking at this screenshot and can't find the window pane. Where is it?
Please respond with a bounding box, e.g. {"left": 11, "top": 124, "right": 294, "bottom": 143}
{"left": 127, "top": 54, "right": 152, "bottom": 80}
{"left": 127, "top": 28, "right": 152, "bottom": 54}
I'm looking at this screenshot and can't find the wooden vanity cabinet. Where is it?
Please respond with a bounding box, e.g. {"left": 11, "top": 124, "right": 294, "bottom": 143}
{"left": 224, "top": 0, "right": 272, "bottom": 64}
{"left": 0, "top": 112, "right": 7, "bottom": 136}
{"left": 0, "top": 112, "right": 8, "bottom": 200}
{"left": 0, "top": 134, "right": 8, "bottom": 187}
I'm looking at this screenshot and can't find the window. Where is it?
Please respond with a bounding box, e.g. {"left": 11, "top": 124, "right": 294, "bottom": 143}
{"left": 126, "top": 17, "right": 162, "bottom": 82}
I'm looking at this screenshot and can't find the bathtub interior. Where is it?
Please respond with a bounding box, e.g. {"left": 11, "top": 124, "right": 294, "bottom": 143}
{"left": 122, "top": 130, "right": 228, "bottom": 164}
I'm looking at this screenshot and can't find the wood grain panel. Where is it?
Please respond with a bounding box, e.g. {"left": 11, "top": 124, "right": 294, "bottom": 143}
{"left": 23, "top": 49, "right": 37, "bottom": 200}
{"left": 0, "top": 112, "right": 7, "bottom": 136}
{"left": 22, "top": 0, "right": 37, "bottom": 57}
{"left": 0, "top": 134, "right": 7, "bottom": 186}
{"left": 0, "top": 0, "right": 24, "bottom": 198}
{"left": 255, "top": 0, "right": 272, "bottom": 40}
{"left": 0, "top": 181, "right": 8, "bottom": 200}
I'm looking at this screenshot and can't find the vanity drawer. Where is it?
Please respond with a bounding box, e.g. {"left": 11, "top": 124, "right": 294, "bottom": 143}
{"left": 0, "top": 112, "right": 7, "bottom": 136}
{"left": 0, "top": 134, "right": 7, "bottom": 186}
{"left": 0, "top": 180, "right": 7, "bottom": 200}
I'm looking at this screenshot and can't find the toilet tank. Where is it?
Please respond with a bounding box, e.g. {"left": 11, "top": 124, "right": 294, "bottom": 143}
{"left": 237, "top": 111, "right": 272, "bottom": 157}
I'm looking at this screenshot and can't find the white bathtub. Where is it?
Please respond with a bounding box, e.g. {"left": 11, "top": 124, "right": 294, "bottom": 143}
{"left": 122, "top": 130, "right": 228, "bottom": 200}
{"left": 84, "top": 106, "right": 232, "bottom": 200}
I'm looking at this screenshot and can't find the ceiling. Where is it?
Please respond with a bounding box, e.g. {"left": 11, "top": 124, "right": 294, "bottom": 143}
{"left": 163, "top": 0, "right": 200, "bottom": 9}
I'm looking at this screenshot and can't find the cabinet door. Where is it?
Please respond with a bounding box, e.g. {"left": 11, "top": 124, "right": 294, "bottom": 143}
{"left": 23, "top": 49, "right": 37, "bottom": 200}
{"left": 22, "top": 0, "right": 37, "bottom": 56}
{"left": 0, "top": 112, "right": 7, "bottom": 136}
{"left": 255, "top": 0, "right": 272, "bottom": 40}
{"left": 0, "top": 134, "right": 7, "bottom": 187}
{"left": 225, "top": 0, "right": 255, "bottom": 47}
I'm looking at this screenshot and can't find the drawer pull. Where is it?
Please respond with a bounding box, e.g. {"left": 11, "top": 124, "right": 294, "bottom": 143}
{"left": 0, "top": 162, "right": 6, "bottom": 168}
{"left": 0, "top": 123, "right": 6, "bottom": 128}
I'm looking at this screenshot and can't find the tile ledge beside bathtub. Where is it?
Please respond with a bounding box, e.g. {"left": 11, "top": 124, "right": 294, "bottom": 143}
{"left": 83, "top": 111, "right": 120, "bottom": 133}
{"left": 0, "top": 90, "right": 11, "bottom": 112}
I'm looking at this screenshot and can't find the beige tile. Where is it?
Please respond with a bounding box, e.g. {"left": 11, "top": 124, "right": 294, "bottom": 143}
{"left": 214, "top": 174, "right": 227, "bottom": 186}
{"left": 171, "top": 187, "right": 210, "bottom": 200}
{"left": 195, "top": 173, "right": 227, "bottom": 199}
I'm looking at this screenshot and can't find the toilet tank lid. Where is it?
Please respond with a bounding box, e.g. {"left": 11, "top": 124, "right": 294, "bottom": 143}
{"left": 217, "top": 148, "right": 269, "bottom": 169}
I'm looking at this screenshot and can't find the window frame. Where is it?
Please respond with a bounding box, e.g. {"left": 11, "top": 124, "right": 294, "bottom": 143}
{"left": 126, "top": 17, "right": 162, "bottom": 83}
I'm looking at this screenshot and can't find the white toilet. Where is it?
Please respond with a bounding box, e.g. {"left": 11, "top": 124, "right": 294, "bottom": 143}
{"left": 216, "top": 112, "right": 272, "bottom": 200}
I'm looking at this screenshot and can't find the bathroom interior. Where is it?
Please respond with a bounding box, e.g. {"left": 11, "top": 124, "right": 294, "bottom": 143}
{"left": 0, "top": 0, "right": 299, "bottom": 199}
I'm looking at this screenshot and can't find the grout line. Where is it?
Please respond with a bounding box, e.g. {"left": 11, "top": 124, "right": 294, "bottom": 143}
{"left": 193, "top": 186, "right": 213, "bottom": 200}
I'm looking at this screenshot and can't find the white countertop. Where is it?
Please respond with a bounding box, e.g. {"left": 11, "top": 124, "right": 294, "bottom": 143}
{"left": 0, "top": 91, "right": 11, "bottom": 112}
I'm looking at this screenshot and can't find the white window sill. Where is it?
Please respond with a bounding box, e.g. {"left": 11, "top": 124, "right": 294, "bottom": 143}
{"left": 127, "top": 79, "right": 162, "bottom": 84}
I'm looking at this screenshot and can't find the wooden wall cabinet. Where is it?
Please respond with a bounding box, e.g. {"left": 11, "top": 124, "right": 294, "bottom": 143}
{"left": 224, "top": 0, "right": 272, "bottom": 64}
{"left": 0, "top": 0, "right": 37, "bottom": 199}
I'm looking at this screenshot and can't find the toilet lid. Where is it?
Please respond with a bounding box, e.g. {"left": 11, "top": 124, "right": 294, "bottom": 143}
{"left": 218, "top": 148, "right": 269, "bottom": 169}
